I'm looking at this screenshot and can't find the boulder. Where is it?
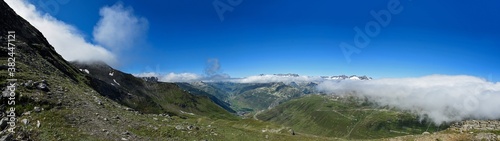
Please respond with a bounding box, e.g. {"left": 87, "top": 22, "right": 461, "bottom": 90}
{"left": 0, "top": 117, "right": 8, "bottom": 130}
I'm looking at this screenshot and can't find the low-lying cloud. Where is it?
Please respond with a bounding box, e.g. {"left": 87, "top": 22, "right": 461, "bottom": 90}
{"left": 134, "top": 72, "right": 202, "bottom": 82}
{"left": 232, "top": 74, "right": 323, "bottom": 83}
{"left": 317, "top": 75, "right": 500, "bottom": 124}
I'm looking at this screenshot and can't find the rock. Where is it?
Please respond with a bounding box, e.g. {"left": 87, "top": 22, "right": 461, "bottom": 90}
{"left": 422, "top": 132, "right": 430, "bottom": 135}
{"left": 175, "top": 125, "right": 184, "bottom": 130}
{"left": 121, "top": 138, "right": 128, "bottom": 141}
{"left": 101, "top": 129, "right": 107, "bottom": 132}
{"left": 24, "top": 80, "right": 34, "bottom": 88}
{"left": 475, "top": 133, "right": 497, "bottom": 141}
{"left": 22, "top": 111, "right": 31, "bottom": 116}
{"left": 0, "top": 118, "right": 8, "bottom": 130}
{"left": 21, "top": 119, "right": 29, "bottom": 125}
{"left": 122, "top": 131, "right": 130, "bottom": 135}
{"left": 187, "top": 125, "right": 194, "bottom": 130}
{"left": 36, "top": 120, "right": 41, "bottom": 128}
{"left": 1, "top": 89, "right": 9, "bottom": 98}
{"left": 0, "top": 134, "right": 13, "bottom": 141}
{"left": 0, "top": 65, "right": 8, "bottom": 70}
{"left": 37, "top": 82, "right": 49, "bottom": 91}
{"left": 153, "top": 117, "right": 158, "bottom": 121}
{"left": 103, "top": 118, "right": 108, "bottom": 121}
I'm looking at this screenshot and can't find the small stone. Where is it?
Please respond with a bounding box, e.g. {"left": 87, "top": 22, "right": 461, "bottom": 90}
{"left": 101, "top": 129, "right": 107, "bottom": 132}
{"left": 1, "top": 89, "right": 9, "bottom": 98}
{"left": 422, "top": 132, "right": 430, "bottom": 135}
{"left": 34, "top": 106, "right": 41, "bottom": 112}
{"left": 122, "top": 131, "right": 130, "bottom": 135}
{"left": 153, "top": 117, "right": 158, "bottom": 121}
{"left": 175, "top": 125, "right": 184, "bottom": 130}
{"left": 22, "top": 111, "right": 31, "bottom": 116}
{"left": 24, "top": 80, "right": 33, "bottom": 87}
{"left": 36, "top": 120, "right": 41, "bottom": 128}
{"left": 37, "top": 82, "right": 49, "bottom": 91}
{"left": 121, "top": 138, "right": 128, "bottom": 141}
{"left": 103, "top": 118, "right": 108, "bottom": 121}
{"left": 21, "top": 119, "right": 29, "bottom": 125}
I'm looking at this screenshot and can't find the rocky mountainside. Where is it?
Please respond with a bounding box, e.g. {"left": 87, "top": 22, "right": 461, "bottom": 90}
{"left": 71, "top": 61, "right": 235, "bottom": 119}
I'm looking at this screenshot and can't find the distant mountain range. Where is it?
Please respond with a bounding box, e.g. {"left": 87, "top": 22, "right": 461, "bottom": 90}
{"left": 173, "top": 75, "right": 371, "bottom": 115}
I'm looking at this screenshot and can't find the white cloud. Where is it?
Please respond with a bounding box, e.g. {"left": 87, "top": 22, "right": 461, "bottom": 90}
{"left": 316, "top": 75, "right": 500, "bottom": 124}
{"left": 133, "top": 72, "right": 160, "bottom": 78}
{"left": 232, "top": 74, "right": 324, "bottom": 83}
{"left": 93, "top": 3, "right": 148, "bottom": 51}
{"left": 5, "top": 0, "right": 117, "bottom": 65}
{"left": 161, "top": 73, "right": 203, "bottom": 82}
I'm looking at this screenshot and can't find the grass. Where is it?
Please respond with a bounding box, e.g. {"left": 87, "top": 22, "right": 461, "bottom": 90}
{"left": 257, "top": 95, "right": 447, "bottom": 139}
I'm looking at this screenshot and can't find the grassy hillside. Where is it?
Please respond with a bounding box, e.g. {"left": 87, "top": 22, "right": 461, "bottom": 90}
{"left": 257, "top": 95, "right": 448, "bottom": 139}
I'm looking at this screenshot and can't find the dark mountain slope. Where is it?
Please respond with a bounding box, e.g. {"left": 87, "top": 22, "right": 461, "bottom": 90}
{"left": 177, "top": 82, "right": 236, "bottom": 113}
{"left": 71, "top": 61, "right": 235, "bottom": 119}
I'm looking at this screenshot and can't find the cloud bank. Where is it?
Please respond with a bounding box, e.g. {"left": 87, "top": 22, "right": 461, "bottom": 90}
{"left": 134, "top": 72, "right": 202, "bottom": 82}
{"left": 6, "top": 0, "right": 148, "bottom": 66}
{"left": 317, "top": 75, "right": 500, "bottom": 124}
{"left": 232, "top": 74, "right": 323, "bottom": 83}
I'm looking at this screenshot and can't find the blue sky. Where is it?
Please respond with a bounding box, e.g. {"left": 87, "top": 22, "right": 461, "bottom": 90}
{"left": 20, "top": 0, "right": 500, "bottom": 80}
